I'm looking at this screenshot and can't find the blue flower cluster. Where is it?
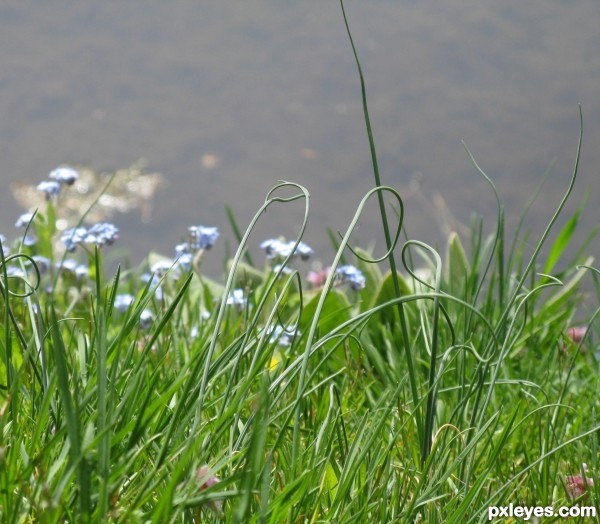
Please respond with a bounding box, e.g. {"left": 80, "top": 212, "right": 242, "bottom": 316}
{"left": 37, "top": 166, "right": 80, "bottom": 200}
{"left": 174, "top": 225, "right": 219, "bottom": 271}
{"left": 113, "top": 293, "right": 154, "bottom": 330}
{"left": 257, "top": 237, "right": 366, "bottom": 291}
{"left": 49, "top": 167, "right": 79, "bottom": 185}
{"left": 61, "top": 223, "right": 119, "bottom": 252}
{"left": 15, "top": 212, "right": 36, "bottom": 228}
{"left": 335, "top": 265, "right": 366, "bottom": 291}
{"left": 188, "top": 226, "right": 219, "bottom": 250}
{"left": 226, "top": 288, "right": 246, "bottom": 308}
{"left": 57, "top": 259, "right": 89, "bottom": 279}
{"left": 265, "top": 324, "right": 298, "bottom": 347}
{"left": 260, "top": 238, "right": 314, "bottom": 260}
{"left": 133, "top": 225, "right": 220, "bottom": 311}
{"left": 114, "top": 293, "right": 135, "bottom": 312}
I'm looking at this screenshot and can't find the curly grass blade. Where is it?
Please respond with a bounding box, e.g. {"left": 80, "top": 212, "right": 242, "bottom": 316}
{"left": 340, "top": 0, "right": 423, "bottom": 458}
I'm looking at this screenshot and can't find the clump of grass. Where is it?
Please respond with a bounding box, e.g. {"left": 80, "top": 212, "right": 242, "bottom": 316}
{"left": 0, "top": 4, "right": 599, "bottom": 523}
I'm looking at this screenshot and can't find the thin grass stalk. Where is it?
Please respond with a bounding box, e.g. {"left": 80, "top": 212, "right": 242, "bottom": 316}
{"left": 340, "top": 0, "right": 423, "bottom": 454}
{"left": 456, "top": 107, "right": 584, "bottom": 488}
{"left": 293, "top": 186, "right": 402, "bottom": 470}
{"left": 218, "top": 265, "right": 303, "bottom": 422}
{"left": 466, "top": 424, "right": 600, "bottom": 524}
{"left": 474, "top": 106, "right": 583, "bottom": 428}
{"left": 48, "top": 306, "right": 91, "bottom": 522}
{"left": 96, "top": 307, "right": 110, "bottom": 519}
{"left": 551, "top": 267, "right": 600, "bottom": 427}
{"left": 0, "top": 242, "right": 13, "bottom": 405}
{"left": 225, "top": 205, "right": 254, "bottom": 267}
{"left": 507, "top": 158, "right": 556, "bottom": 276}
{"left": 402, "top": 241, "right": 443, "bottom": 460}
{"left": 460, "top": 142, "right": 503, "bottom": 321}
{"left": 195, "top": 181, "right": 309, "bottom": 434}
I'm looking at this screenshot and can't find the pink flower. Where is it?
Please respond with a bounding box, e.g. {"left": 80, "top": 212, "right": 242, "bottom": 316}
{"left": 566, "top": 464, "right": 594, "bottom": 500}
{"left": 567, "top": 326, "right": 588, "bottom": 344}
{"left": 307, "top": 267, "right": 331, "bottom": 288}
{"left": 197, "top": 465, "right": 220, "bottom": 490}
{"left": 196, "top": 465, "right": 222, "bottom": 513}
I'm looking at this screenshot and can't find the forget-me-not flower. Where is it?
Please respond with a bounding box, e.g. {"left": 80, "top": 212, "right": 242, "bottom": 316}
{"left": 139, "top": 309, "right": 154, "bottom": 329}
{"left": 188, "top": 225, "right": 219, "bottom": 250}
{"left": 114, "top": 293, "right": 135, "bottom": 312}
{"left": 174, "top": 243, "right": 194, "bottom": 271}
{"left": 266, "top": 324, "right": 298, "bottom": 347}
{"left": 15, "top": 212, "right": 35, "bottom": 228}
{"left": 61, "top": 223, "right": 118, "bottom": 251}
{"left": 31, "top": 255, "right": 51, "bottom": 274}
{"left": 37, "top": 180, "right": 61, "bottom": 200}
{"left": 75, "top": 264, "right": 89, "bottom": 280}
{"left": 56, "top": 259, "right": 78, "bottom": 272}
{"left": 49, "top": 166, "right": 79, "bottom": 186}
{"left": 260, "top": 238, "right": 314, "bottom": 260}
{"left": 142, "top": 272, "right": 164, "bottom": 301}
{"left": 151, "top": 259, "right": 180, "bottom": 278}
{"left": 85, "top": 223, "right": 119, "bottom": 247}
{"left": 22, "top": 235, "right": 37, "bottom": 247}
{"left": 5, "top": 266, "right": 26, "bottom": 278}
{"left": 226, "top": 289, "right": 246, "bottom": 309}
{"left": 335, "top": 265, "right": 366, "bottom": 291}
{"left": 61, "top": 227, "right": 88, "bottom": 252}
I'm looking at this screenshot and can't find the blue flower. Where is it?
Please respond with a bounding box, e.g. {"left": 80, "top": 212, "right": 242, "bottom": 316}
{"left": 142, "top": 272, "right": 165, "bottom": 301}
{"left": 175, "top": 243, "right": 190, "bottom": 257}
{"left": 260, "top": 239, "right": 287, "bottom": 259}
{"left": 75, "top": 264, "right": 89, "bottom": 279}
{"left": 53, "top": 259, "right": 89, "bottom": 279}
{"left": 151, "top": 259, "right": 180, "bottom": 278}
{"left": 61, "top": 227, "right": 88, "bottom": 252}
{"left": 22, "top": 234, "right": 37, "bottom": 247}
{"left": 49, "top": 166, "right": 79, "bottom": 186}
{"left": 226, "top": 289, "right": 246, "bottom": 308}
{"left": 56, "top": 258, "right": 78, "bottom": 272}
{"left": 174, "top": 243, "right": 194, "bottom": 271}
{"left": 114, "top": 293, "right": 135, "bottom": 312}
{"left": 177, "top": 252, "right": 194, "bottom": 271}
{"left": 188, "top": 225, "right": 219, "bottom": 250}
{"left": 37, "top": 180, "right": 61, "bottom": 200}
{"left": 31, "top": 255, "right": 51, "bottom": 274}
{"left": 61, "top": 223, "right": 118, "bottom": 251}
{"left": 273, "top": 264, "right": 293, "bottom": 275}
{"left": 266, "top": 324, "right": 298, "bottom": 347}
{"left": 294, "top": 241, "right": 314, "bottom": 260}
{"left": 15, "top": 212, "right": 35, "bottom": 228}
{"left": 260, "top": 238, "right": 314, "bottom": 260}
{"left": 139, "top": 309, "right": 154, "bottom": 329}
{"left": 335, "top": 265, "right": 366, "bottom": 291}
{"left": 5, "top": 266, "right": 26, "bottom": 278}
{"left": 85, "top": 223, "right": 119, "bottom": 247}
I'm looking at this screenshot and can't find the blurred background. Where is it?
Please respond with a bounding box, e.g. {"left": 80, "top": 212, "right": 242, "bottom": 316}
{"left": 1, "top": 1, "right": 599, "bottom": 276}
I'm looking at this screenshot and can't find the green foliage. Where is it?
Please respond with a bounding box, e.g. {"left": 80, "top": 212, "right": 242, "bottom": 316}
{"left": 0, "top": 4, "right": 598, "bottom": 522}
{"left": 0, "top": 162, "right": 597, "bottom": 522}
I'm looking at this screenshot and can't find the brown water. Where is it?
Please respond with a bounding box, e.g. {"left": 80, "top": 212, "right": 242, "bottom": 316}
{"left": 1, "top": 1, "right": 599, "bottom": 276}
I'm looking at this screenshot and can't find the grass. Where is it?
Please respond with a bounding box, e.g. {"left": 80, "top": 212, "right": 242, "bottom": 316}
{"left": 0, "top": 3, "right": 599, "bottom": 522}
